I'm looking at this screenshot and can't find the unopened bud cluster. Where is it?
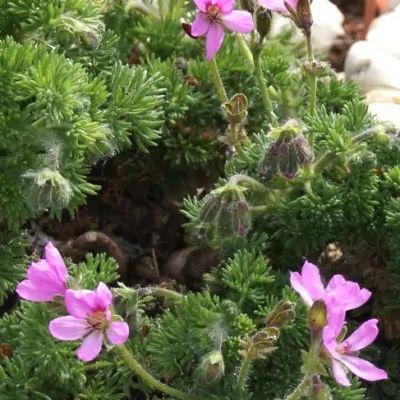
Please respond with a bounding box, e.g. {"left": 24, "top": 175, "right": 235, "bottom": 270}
{"left": 199, "top": 184, "right": 252, "bottom": 238}
{"left": 260, "top": 121, "right": 312, "bottom": 180}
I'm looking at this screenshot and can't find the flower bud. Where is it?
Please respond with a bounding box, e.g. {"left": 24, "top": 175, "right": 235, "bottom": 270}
{"left": 239, "top": 327, "right": 280, "bottom": 359}
{"left": 223, "top": 93, "right": 248, "bottom": 124}
{"left": 199, "top": 351, "right": 225, "bottom": 382}
{"left": 80, "top": 31, "right": 101, "bottom": 50}
{"left": 310, "top": 375, "right": 332, "bottom": 400}
{"left": 308, "top": 300, "right": 327, "bottom": 338}
{"left": 265, "top": 300, "right": 296, "bottom": 328}
{"left": 240, "top": 0, "right": 255, "bottom": 12}
{"left": 256, "top": 7, "right": 273, "bottom": 41}
{"left": 260, "top": 122, "right": 312, "bottom": 180}
{"left": 181, "top": 22, "right": 197, "bottom": 39}
{"left": 302, "top": 60, "right": 329, "bottom": 77}
{"left": 217, "top": 200, "right": 252, "bottom": 238}
{"left": 296, "top": 0, "right": 313, "bottom": 36}
{"left": 199, "top": 193, "right": 223, "bottom": 223}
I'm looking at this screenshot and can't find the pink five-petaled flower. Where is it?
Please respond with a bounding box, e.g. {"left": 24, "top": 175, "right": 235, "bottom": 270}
{"left": 290, "top": 261, "right": 371, "bottom": 312}
{"left": 258, "top": 0, "right": 297, "bottom": 13}
{"left": 16, "top": 242, "right": 68, "bottom": 302}
{"left": 322, "top": 308, "right": 388, "bottom": 386}
{"left": 191, "top": 0, "right": 254, "bottom": 60}
{"left": 49, "top": 282, "right": 129, "bottom": 362}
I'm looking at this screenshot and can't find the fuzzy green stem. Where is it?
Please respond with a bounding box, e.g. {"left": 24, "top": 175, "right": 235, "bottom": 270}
{"left": 306, "top": 34, "right": 317, "bottom": 120}
{"left": 138, "top": 287, "right": 183, "bottom": 301}
{"left": 312, "top": 151, "right": 336, "bottom": 175}
{"left": 237, "top": 357, "right": 252, "bottom": 391}
{"left": 229, "top": 174, "right": 267, "bottom": 192}
{"left": 285, "top": 374, "right": 311, "bottom": 400}
{"left": 253, "top": 50, "right": 277, "bottom": 126}
{"left": 235, "top": 33, "right": 254, "bottom": 67}
{"left": 208, "top": 58, "right": 228, "bottom": 103}
{"left": 116, "top": 345, "right": 205, "bottom": 400}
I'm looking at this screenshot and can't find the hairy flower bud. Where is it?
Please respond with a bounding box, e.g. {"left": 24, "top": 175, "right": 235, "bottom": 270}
{"left": 296, "top": 0, "right": 313, "bottom": 36}
{"left": 308, "top": 300, "right": 327, "bottom": 338}
{"left": 199, "top": 351, "right": 225, "bottom": 382}
{"left": 239, "top": 327, "right": 280, "bottom": 359}
{"left": 265, "top": 300, "right": 296, "bottom": 328}
{"left": 256, "top": 6, "right": 273, "bottom": 40}
{"left": 260, "top": 122, "right": 312, "bottom": 180}
{"left": 223, "top": 93, "right": 248, "bottom": 124}
{"left": 302, "top": 60, "right": 329, "bottom": 77}
{"left": 199, "top": 184, "right": 252, "bottom": 238}
{"left": 310, "top": 375, "right": 332, "bottom": 400}
{"left": 240, "top": 0, "right": 255, "bottom": 12}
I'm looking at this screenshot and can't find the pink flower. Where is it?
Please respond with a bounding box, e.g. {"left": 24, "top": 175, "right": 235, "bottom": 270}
{"left": 49, "top": 282, "right": 129, "bottom": 362}
{"left": 290, "top": 261, "right": 371, "bottom": 311}
{"left": 191, "top": 0, "right": 254, "bottom": 60}
{"left": 258, "top": 0, "right": 297, "bottom": 13}
{"left": 322, "top": 308, "right": 388, "bottom": 386}
{"left": 16, "top": 242, "right": 68, "bottom": 302}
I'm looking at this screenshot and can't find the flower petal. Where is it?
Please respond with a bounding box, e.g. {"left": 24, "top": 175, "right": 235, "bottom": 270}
{"left": 49, "top": 316, "right": 89, "bottom": 340}
{"left": 300, "top": 261, "right": 325, "bottom": 301}
{"left": 65, "top": 289, "right": 99, "bottom": 318}
{"left": 16, "top": 280, "right": 55, "bottom": 302}
{"left": 332, "top": 359, "right": 351, "bottom": 386}
{"left": 344, "top": 319, "right": 379, "bottom": 351}
{"left": 289, "top": 271, "right": 313, "bottom": 306}
{"left": 258, "top": 0, "right": 289, "bottom": 12}
{"left": 44, "top": 242, "right": 68, "bottom": 282}
{"left": 77, "top": 330, "right": 103, "bottom": 362}
{"left": 340, "top": 355, "right": 388, "bottom": 382}
{"left": 323, "top": 325, "right": 341, "bottom": 355}
{"left": 217, "top": 0, "right": 234, "bottom": 14}
{"left": 325, "top": 274, "right": 345, "bottom": 292}
{"left": 106, "top": 321, "right": 130, "bottom": 345}
{"left": 193, "top": 0, "right": 207, "bottom": 12}
{"left": 221, "top": 10, "right": 254, "bottom": 33}
{"left": 205, "top": 23, "right": 224, "bottom": 60}
{"left": 191, "top": 13, "right": 210, "bottom": 37}
{"left": 96, "top": 282, "right": 113, "bottom": 308}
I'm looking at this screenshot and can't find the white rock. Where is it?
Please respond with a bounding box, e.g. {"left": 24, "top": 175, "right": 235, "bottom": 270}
{"left": 368, "top": 103, "right": 400, "bottom": 128}
{"left": 367, "top": 6, "right": 400, "bottom": 59}
{"left": 365, "top": 88, "right": 400, "bottom": 104}
{"left": 270, "top": 0, "right": 345, "bottom": 53}
{"left": 344, "top": 41, "right": 400, "bottom": 93}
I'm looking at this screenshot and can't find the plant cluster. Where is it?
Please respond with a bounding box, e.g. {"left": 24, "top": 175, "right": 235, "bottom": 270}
{"left": 1, "top": 0, "right": 399, "bottom": 399}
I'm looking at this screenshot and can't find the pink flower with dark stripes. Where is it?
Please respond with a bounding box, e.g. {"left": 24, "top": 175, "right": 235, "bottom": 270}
{"left": 49, "top": 282, "right": 129, "bottom": 362}
{"left": 16, "top": 242, "right": 68, "bottom": 302}
{"left": 191, "top": 0, "right": 254, "bottom": 59}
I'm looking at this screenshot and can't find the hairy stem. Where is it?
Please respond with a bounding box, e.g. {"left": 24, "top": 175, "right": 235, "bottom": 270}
{"left": 312, "top": 151, "right": 336, "bottom": 175}
{"left": 208, "top": 58, "right": 228, "bottom": 103}
{"left": 137, "top": 286, "right": 183, "bottom": 301}
{"left": 306, "top": 34, "right": 317, "bottom": 119}
{"left": 234, "top": 142, "right": 253, "bottom": 163}
{"left": 229, "top": 174, "right": 267, "bottom": 192}
{"left": 285, "top": 374, "right": 311, "bottom": 400}
{"left": 253, "top": 49, "right": 277, "bottom": 126}
{"left": 235, "top": 33, "right": 254, "bottom": 67}
{"left": 237, "top": 357, "right": 252, "bottom": 391}
{"left": 116, "top": 345, "right": 205, "bottom": 400}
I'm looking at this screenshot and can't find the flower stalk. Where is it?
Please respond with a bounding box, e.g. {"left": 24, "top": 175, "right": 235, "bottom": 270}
{"left": 208, "top": 58, "right": 228, "bottom": 104}
{"left": 253, "top": 48, "right": 278, "bottom": 126}
{"left": 237, "top": 357, "right": 252, "bottom": 391}
{"left": 116, "top": 345, "right": 206, "bottom": 400}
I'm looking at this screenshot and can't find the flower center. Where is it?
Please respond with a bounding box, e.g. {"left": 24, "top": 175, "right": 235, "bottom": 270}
{"left": 206, "top": 5, "right": 221, "bottom": 22}
{"left": 337, "top": 341, "right": 356, "bottom": 355}
{"left": 87, "top": 310, "right": 108, "bottom": 330}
